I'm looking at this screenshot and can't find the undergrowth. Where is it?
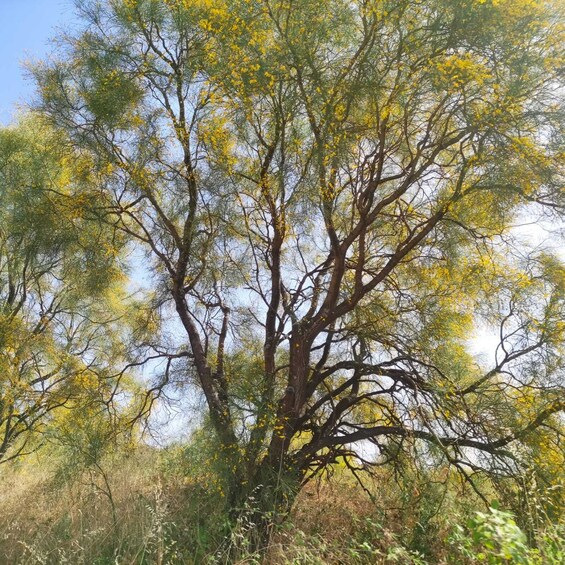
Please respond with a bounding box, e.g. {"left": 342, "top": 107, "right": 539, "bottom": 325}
{"left": 0, "top": 445, "right": 563, "bottom": 564}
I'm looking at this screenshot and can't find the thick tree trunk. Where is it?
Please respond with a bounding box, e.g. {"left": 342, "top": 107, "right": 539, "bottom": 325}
{"left": 225, "top": 455, "right": 302, "bottom": 557}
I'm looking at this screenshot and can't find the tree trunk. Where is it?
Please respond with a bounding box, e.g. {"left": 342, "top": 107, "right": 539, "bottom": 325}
{"left": 224, "top": 455, "right": 302, "bottom": 558}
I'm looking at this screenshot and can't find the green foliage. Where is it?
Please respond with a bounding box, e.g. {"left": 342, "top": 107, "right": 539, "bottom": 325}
{"left": 449, "top": 504, "right": 565, "bottom": 565}
{"left": 0, "top": 117, "right": 132, "bottom": 463}
{"left": 2, "top": 0, "right": 565, "bottom": 554}
{"left": 450, "top": 505, "right": 531, "bottom": 563}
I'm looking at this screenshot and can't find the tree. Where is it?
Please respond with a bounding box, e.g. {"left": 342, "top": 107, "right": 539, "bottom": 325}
{"left": 35, "top": 0, "right": 565, "bottom": 526}
{"left": 0, "top": 117, "right": 128, "bottom": 463}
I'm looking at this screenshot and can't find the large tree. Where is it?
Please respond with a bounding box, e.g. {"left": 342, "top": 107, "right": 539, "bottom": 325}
{"left": 35, "top": 0, "right": 565, "bottom": 520}
{"left": 0, "top": 118, "right": 128, "bottom": 463}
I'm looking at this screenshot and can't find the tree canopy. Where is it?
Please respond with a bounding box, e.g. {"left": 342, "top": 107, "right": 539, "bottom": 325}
{"left": 0, "top": 117, "right": 132, "bottom": 462}
{"left": 12, "top": 0, "right": 565, "bottom": 519}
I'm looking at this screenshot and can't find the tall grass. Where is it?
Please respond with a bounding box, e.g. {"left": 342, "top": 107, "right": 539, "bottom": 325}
{"left": 0, "top": 445, "right": 563, "bottom": 564}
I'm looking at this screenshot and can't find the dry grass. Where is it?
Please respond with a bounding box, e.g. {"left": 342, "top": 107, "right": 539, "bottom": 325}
{"left": 1, "top": 450, "right": 563, "bottom": 565}
{"left": 0, "top": 449, "right": 167, "bottom": 564}
{"left": 0, "top": 454, "right": 436, "bottom": 564}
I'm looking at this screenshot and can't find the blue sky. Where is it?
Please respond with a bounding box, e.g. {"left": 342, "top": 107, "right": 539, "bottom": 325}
{"left": 0, "top": 0, "right": 75, "bottom": 124}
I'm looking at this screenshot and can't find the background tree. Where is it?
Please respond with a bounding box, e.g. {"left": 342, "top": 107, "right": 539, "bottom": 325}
{"left": 34, "top": 0, "right": 565, "bottom": 526}
{"left": 0, "top": 117, "right": 130, "bottom": 463}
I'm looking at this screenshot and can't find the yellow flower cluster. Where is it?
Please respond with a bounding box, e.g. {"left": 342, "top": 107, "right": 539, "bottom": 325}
{"left": 435, "top": 54, "right": 491, "bottom": 90}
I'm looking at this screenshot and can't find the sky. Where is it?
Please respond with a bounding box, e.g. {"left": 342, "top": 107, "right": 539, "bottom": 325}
{"left": 0, "top": 0, "right": 75, "bottom": 124}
